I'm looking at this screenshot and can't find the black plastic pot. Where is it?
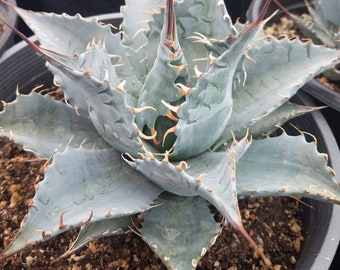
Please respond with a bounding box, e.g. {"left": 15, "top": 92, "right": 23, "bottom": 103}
{"left": 0, "top": 0, "right": 17, "bottom": 56}
{"left": 247, "top": 1, "right": 340, "bottom": 268}
{"left": 16, "top": 0, "right": 124, "bottom": 16}
{"left": 1, "top": 12, "right": 340, "bottom": 270}
{"left": 246, "top": 0, "right": 340, "bottom": 113}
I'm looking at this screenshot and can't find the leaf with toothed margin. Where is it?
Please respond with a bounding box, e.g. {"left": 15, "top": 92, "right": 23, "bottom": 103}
{"left": 235, "top": 101, "right": 323, "bottom": 140}
{"left": 57, "top": 216, "right": 133, "bottom": 260}
{"left": 124, "top": 136, "right": 269, "bottom": 262}
{"left": 11, "top": 6, "right": 142, "bottom": 106}
{"left": 214, "top": 38, "right": 340, "bottom": 147}
{"left": 46, "top": 43, "right": 121, "bottom": 117}
{"left": 0, "top": 93, "right": 108, "bottom": 157}
{"left": 13, "top": 6, "right": 115, "bottom": 55}
{"left": 2, "top": 146, "right": 162, "bottom": 258}
{"left": 172, "top": 0, "right": 235, "bottom": 77}
{"left": 284, "top": 0, "right": 340, "bottom": 48}
{"left": 246, "top": 102, "right": 324, "bottom": 139}
{"left": 171, "top": 11, "right": 265, "bottom": 160}
{"left": 135, "top": 0, "right": 190, "bottom": 134}
{"left": 148, "top": 0, "right": 236, "bottom": 85}
{"left": 140, "top": 194, "right": 220, "bottom": 270}
{"left": 236, "top": 132, "right": 340, "bottom": 203}
{"left": 47, "top": 49, "right": 145, "bottom": 157}
{"left": 121, "top": 0, "right": 165, "bottom": 82}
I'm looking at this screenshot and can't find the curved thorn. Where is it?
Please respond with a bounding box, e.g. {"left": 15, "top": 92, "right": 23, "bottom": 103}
{"left": 138, "top": 128, "right": 158, "bottom": 141}
{"left": 131, "top": 106, "right": 156, "bottom": 115}
{"left": 209, "top": 52, "right": 218, "bottom": 65}
{"left": 162, "top": 126, "right": 177, "bottom": 147}
{"left": 175, "top": 83, "right": 192, "bottom": 96}
{"left": 194, "top": 65, "right": 204, "bottom": 78}
{"left": 105, "top": 208, "right": 113, "bottom": 218}
{"left": 82, "top": 208, "right": 94, "bottom": 224}
{"left": 151, "top": 128, "right": 161, "bottom": 145}
{"left": 121, "top": 153, "right": 136, "bottom": 162}
{"left": 161, "top": 100, "right": 180, "bottom": 114}
{"left": 176, "top": 161, "right": 190, "bottom": 171}
{"left": 59, "top": 210, "right": 71, "bottom": 229}
{"left": 195, "top": 173, "right": 207, "bottom": 183}
{"left": 116, "top": 80, "right": 126, "bottom": 94}
{"left": 34, "top": 229, "right": 51, "bottom": 239}
{"left": 162, "top": 149, "right": 172, "bottom": 163}
{"left": 173, "top": 63, "right": 189, "bottom": 73}
{"left": 165, "top": 110, "right": 179, "bottom": 122}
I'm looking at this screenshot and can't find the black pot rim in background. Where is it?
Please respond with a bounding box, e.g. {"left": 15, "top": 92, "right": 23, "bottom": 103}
{"left": 0, "top": 0, "right": 17, "bottom": 56}
{"left": 247, "top": 1, "right": 340, "bottom": 268}
{"left": 246, "top": 0, "right": 340, "bottom": 112}
{"left": 1, "top": 11, "right": 340, "bottom": 270}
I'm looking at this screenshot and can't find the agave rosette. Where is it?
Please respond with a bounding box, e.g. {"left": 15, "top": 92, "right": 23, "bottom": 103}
{"left": 0, "top": 0, "right": 339, "bottom": 268}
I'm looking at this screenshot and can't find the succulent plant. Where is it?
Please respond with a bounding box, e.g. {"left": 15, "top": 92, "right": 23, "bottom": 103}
{"left": 0, "top": 0, "right": 340, "bottom": 268}
{"left": 274, "top": 0, "right": 340, "bottom": 81}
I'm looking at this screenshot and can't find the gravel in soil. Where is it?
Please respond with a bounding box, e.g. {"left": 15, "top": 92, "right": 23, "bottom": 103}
{"left": 0, "top": 136, "right": 305, "bottom": 269}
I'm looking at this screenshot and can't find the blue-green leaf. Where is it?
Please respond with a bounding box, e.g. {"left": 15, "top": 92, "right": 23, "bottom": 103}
{"left": 0, "top": 93, "right": 107, "bottom": 157}
{"left": 3, "top": 146, "right": 162, "bottom": 257}
{"left": 140, "top": 194, "right": 220, "bottom": 270}
{"left": 237, "top": 132, "right": 340, "bottom": 203}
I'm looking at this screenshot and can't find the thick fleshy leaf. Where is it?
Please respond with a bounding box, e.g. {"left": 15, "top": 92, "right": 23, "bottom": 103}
{"left": 173, "top": 0, "right": 234, "bottom": 77}
{"left": 124, "top": 136, "right": 249, "bottom": 227}
{"left": 2, "top": 146, "right": 162, "bottom": 257}
{"left": 13, "top": 7, "right": 115, "bottom": 55}
{"left": 247, "top": 102, "right": 323, "bottom": 139}
{"left": 48, "top": 58, "right": 144, "bottom": 157}
{"left": 0, "top": 93, "right": 107, "bottom": 157}
{"left": 215, "top": 38, "right": 340, "bottom": 146}
{"left": 12, "top": 6, "right": 142, "bottom": 106}
{"left": 236, "top": 132, "right": 340, "bottom": 203}
{"left": 140, "top": 194, "right": 220, "bottom": 270}
{"left": 125, "top": 136, "right": 270, "bottom": 263}
{"left": 122, "top": 0, "right": 234, "bottom": 83}
{"left": 121, "top": 0, "right": 165, "bottom": 82}
{"left": 59, "top": 216, "right": 132, "bottom": 259}
{"left": 172, "top": 10, "right": 267, "bottom": 159}
{"left": 302, "top": 0, "right": 340, "bottom": 47}
{"left": 135, "top": 1, "right": 190, "bottom": 132}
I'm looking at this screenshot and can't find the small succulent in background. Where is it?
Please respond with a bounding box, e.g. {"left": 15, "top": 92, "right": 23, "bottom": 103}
{"left": 0, "top": 0, "right": 339, "bottom": 268}
{"left": 274, "top": 0, "right": 340, "bottom": 81}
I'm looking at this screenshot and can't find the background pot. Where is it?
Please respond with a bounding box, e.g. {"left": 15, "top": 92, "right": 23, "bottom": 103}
{"left": 246, "top": 0, "right": 340, "bottom": 113}
{"left": 0, "top": 0, "right": 17, "bottom": 56}
{"left": 1, "top": 12, "right": 340, "bottom": 270}
{"left": 246, "top": 1, "right": 340, "bottom": 269}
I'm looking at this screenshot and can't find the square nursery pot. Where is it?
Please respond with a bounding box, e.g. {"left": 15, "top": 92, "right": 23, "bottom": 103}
{"left": 0, "top": 0, "right": 17, "bottom": 56}
{"left": 1, "top": 12, "right": 340, "bottom": 270}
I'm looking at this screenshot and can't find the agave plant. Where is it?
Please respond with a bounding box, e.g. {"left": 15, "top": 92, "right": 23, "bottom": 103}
{"left": 0, "top": 0, "right": 340, "bottom": 268}
{"left": 274, "top": 0, "right": 340, "bottom": 81}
